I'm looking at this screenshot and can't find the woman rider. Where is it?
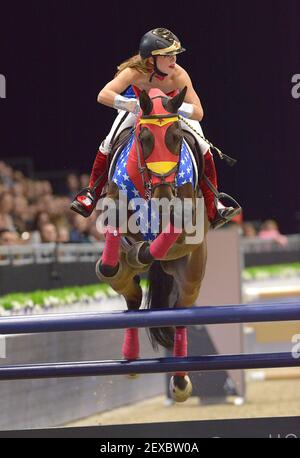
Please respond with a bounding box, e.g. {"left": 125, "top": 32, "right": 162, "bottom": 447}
{"left": 71, "top": 28, "right": 238, "bottom": 228}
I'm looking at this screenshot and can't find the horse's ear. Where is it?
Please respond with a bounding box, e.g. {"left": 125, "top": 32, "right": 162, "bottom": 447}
{"left": 139, "top": 90, "right": 153, "bottom": 115}
{"left": 168, "top": 86, "right": 188, "bottom": 113}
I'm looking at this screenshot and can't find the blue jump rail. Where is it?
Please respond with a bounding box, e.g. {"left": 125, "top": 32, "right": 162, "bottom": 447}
{"left": 0, "top": 352, "right": 299, "bottom": 380}
{"left": 0, "top": 303, "right": 299, "bottom": 335}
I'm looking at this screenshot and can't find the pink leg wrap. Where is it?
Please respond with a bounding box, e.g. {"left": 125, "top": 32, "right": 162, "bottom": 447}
{"left": 173, "top": 326, "right": 188, "bottom": 376}
{"left": 150, "top": 223, "right": 182, "bottom": 259}
{"left": 101, "top": 226, "right": 121, "bottom": 267}
{"left": 122, "top": 328, "right": 139, "bottom": 360}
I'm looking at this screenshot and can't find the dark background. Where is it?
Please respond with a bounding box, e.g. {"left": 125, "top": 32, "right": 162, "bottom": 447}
{"left": 1, "top": 0, "right": 300, "bottom": 232}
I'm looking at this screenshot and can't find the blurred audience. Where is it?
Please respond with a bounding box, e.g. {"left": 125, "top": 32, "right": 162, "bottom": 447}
{"left": 0, "top": 161, "right": 291, "bottom": 248}
{"left": 258, "top": 219, "right": 288, "bottom": 246}
{"left": 0, "top": 161, "right": 103, "bottom": 245}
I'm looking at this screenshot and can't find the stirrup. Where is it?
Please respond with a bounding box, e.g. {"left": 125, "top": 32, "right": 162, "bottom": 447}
{"left": 210, "top": 193, "right": 242, "bottom": 229}
{"left": 70, "top": 187, "right": 96, "bottom": 218}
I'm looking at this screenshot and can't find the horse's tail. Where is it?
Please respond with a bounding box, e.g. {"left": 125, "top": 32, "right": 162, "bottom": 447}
{"left": 145, "top": 261, "right": 175, "bottom": 351}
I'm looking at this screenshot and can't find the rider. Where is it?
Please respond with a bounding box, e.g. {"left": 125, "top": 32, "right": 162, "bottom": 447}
{"left": 71, "top": 28, "right": 238, "bottom": 228}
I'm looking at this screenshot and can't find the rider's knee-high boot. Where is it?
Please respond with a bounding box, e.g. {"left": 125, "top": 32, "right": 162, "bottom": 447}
{"left": 88, "top": 150, "right": 108, "bottom": 200}
{"left": 70, "top": 150, "right": 108, "bottom": 217}
{"left": 199, "top": 150, "right": 239, "bottom": 228}
{"left": 199, "top": 150, "right": 218, "bottom": 221}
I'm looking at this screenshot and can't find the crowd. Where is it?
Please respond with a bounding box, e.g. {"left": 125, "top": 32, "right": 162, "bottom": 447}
{"left": 0, "top": 160, "right": 289, "bottom": 247}
{"left": 0, "top": 161, "right": 102, "bottom": 245}
{"left": 241, "top": 220, "right": 288, "bottom": 246}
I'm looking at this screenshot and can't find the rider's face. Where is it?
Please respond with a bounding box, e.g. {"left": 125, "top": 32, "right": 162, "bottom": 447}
{"left": 156, "top": 55, "right": 177, "bottom": 74}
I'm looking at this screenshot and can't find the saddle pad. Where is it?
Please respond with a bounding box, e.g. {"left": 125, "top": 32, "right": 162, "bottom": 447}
{"left": 111, "top": 134, "right": 196, "bottom": 241}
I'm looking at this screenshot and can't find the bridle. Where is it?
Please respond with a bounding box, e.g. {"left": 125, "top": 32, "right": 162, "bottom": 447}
{"left": 134, "top": 101, "right": 183, "bottom": 198}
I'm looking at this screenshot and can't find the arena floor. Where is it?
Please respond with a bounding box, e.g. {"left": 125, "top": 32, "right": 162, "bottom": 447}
{"left": 65, "top": 368, "right": 300, "bottom": 427}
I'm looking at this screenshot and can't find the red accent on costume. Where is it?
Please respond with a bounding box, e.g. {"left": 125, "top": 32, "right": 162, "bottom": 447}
{"left": 101, "top": 226, "right": 121, "bottom": 267}
{"left": 199, "top": 151, "right": 218, "bottom": 221}
{"left": 122, "top": 328, "right": 139, "bottom": 359}
{"left": 149, "top": 223, "right": 182, "bottom": 259}
{"left": 173, "top": 326, "right": 188, "bottom": 376}
{"left": 88, "top": 151, "right": 108, "bottom": 200}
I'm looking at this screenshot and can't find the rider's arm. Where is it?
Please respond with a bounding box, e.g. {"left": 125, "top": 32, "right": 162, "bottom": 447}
{"left": 97, "top": 68, "right": 139, "bottom": 113}
{"left": 175, "top": 67, "right": 204, "bottom": 121}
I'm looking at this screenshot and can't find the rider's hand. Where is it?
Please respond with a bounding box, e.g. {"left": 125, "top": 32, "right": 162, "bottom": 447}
{"left": 113, "top": 95, "right": 140, "bottom": 116}
{"left": 178, "top": 102, "right": 194, "bottom": 118}
{"left": 129, "top": 99, "right": 140, "bottom": 116}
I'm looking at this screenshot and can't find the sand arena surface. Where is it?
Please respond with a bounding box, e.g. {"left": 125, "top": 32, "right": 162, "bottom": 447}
{"left": 65, "top": 368, "right": 300, "bottom": 427}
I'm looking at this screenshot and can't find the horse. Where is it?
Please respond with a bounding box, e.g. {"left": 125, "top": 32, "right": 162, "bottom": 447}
{"left": 96, "top": 87, "right": 209, "bottom": 402}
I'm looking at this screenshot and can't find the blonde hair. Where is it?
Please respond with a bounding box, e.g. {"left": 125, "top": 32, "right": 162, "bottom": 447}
{"left": 115, "top": 54, "right": 154, "bottom": 77}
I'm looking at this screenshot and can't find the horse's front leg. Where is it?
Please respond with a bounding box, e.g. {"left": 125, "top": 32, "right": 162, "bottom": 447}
{"left": 99, "top": 215, "right": 121, "bottom": 279}
{"left": 129, "top": 221, "right": 182, "bottom": 267}
{"left": 97, "top": 251, "right": 143, "bottom": 355}
{"left": 169, "top": 326, "right": 193, "bottom": 402}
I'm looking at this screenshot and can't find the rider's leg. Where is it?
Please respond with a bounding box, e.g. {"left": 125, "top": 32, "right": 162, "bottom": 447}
{"left": 180, "top": 118, "right": 237, "bottom": 227}
{"left": 201, "top": 149, "right": 219, "bottom": 221}
{"left": 70, "top": 111, "right": 136, "bottom": 217}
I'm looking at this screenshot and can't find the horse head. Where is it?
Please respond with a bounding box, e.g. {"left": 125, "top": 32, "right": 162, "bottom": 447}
{"left": 136, "top": 87, "right": 187, "bottom": 199}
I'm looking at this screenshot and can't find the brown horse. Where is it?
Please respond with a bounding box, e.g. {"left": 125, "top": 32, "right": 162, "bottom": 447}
{"left": 96, "top": 87, "right": 209, "bottom": 402}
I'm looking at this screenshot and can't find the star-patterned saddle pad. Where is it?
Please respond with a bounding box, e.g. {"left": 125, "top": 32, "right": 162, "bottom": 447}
{"left": 111, "top": 134, "right": 196, "bottom": 241}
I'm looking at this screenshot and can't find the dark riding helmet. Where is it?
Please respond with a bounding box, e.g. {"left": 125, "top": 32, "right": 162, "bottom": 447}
{"left": 139, "top": 28, "right": 186, "bottom": 59}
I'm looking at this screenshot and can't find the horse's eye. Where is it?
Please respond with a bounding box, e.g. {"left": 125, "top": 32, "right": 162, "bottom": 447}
{"left": 138, "top": 127, "right": 154, "bottom": 158}
{"left": 165, "top": 123, "right": 183, "bottom": 155}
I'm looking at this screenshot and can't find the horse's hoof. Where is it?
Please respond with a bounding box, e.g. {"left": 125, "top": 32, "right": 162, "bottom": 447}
{"left": 169, "top": 375, "right": 192, "bottom": 403}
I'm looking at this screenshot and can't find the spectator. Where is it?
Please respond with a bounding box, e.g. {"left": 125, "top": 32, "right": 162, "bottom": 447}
{"left": 258, "top": 219, "right": 288, "bottom": 246}
{"left": 70, "top": 214, "right": 91, "bottom": 243}
{"left": 0, "top": 162, "right": 14, "bottom": 188}
{"left": 13, "top": 196, "right": 31, "bottom": 233}
{"left": 29, "top": 211, "right": 51, "bottom": 243}
{"left": 0, "top": 229, "right": 21, "bottom": 245}
{"left": 242, "top": 222, "right": 257, "bottom": 238}
{"left": 40, "top": 223, "right": 57, "bottom": 243}
{"left": 66, "top": 173, "right": 80, "bottom": 199}
{"left": 57, "top": 226, "right": 70, "bottom": 243}
{"left": 0, "top": 191, "right": 15, "bottom": 231}
{"left": 80, "top": 174, "right": 90, "bottom": 189}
